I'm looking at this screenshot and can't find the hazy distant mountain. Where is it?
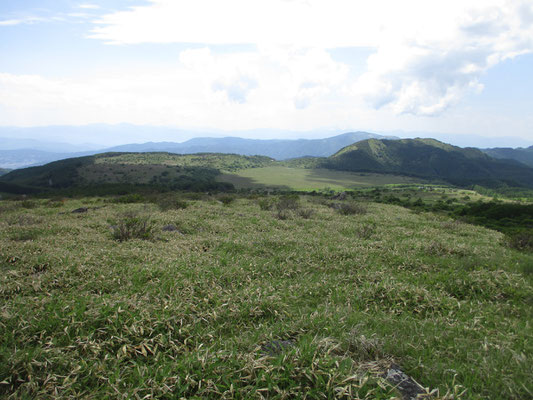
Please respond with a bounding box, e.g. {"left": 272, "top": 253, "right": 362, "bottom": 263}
{"left": 106, "top": 132, "right": 397, "bottom": 160}
{"left": 0, "top": 131, "right": 394, "bottom": 169}
{"left": 0, "top": 168, "right": 10, "bottom": 176}
{"left": 0, "top": 149, "right": 98, "bottom": 170}
{"left": 323, "top": 138, "right": 533, "bottom": 188}
{"left": 482, "top": 146, "right": 533, "bottom": 168}
{"left": 0, "top": 134, "right": 102, "bottom": 152}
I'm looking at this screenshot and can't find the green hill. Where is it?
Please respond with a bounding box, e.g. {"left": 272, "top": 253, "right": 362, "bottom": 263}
{"left": 483, "top": 146, "right": 533, "bottom": 168}
{"left": 323, "top": 138, "right": 533, "bottom": 188}
{"left": 4, "top": 140, "right": 533, "bottom": 194}
{"left": 0, "top": 152, "right": 274, "bottom": 193}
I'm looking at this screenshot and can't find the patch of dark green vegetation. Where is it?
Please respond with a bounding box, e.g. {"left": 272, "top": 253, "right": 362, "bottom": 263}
{"left": 109, "top": 212, "right": 155, "bottom": 242}
{"left": 0, "top": 168, "right": 11, "bottom": 176}
{"left": 322, "top": 138, "right": 533, "bottom": 188}
{"left": 0, "top": 152, "right": 273, "bottom": 195}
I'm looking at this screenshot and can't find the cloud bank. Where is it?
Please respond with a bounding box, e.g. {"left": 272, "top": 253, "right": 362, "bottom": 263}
{"left": 88, "top": 0, "right": 533, "bottom": 116}
{"left": 0, "top": 0, "right": 532, "bottom": 137}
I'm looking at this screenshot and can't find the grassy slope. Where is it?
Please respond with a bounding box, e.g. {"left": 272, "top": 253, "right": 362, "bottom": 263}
{"left": 219, "top": 166, "right": 426, "bottom": 191}
{"left": 0, "top": 196, "right": 531, "bottom": 399}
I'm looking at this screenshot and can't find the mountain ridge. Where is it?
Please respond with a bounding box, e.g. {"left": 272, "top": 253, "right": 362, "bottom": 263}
{"left": 0, "top": 131, "right": 396, "bottom": 169}
{"left": 3, "top": 138, "right": 533, "bottom": 192}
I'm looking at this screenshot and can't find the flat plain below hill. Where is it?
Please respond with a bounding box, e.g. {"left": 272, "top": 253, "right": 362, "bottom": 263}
{"left": 218, "top": 166, "right": 426, "bottom": 191}
{"left": 0, "top": 194, "right": 531, "bottom": 399}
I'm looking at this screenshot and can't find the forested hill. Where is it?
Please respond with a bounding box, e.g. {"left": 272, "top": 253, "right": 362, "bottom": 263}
{"left": 322, "top": 138, "right": 533, "bottom": 188}
{"left": 0, "top": 152, "right": 273, "bottom": 192}
{"left": 482, "top": 146, "right": 533, "bottom": 168}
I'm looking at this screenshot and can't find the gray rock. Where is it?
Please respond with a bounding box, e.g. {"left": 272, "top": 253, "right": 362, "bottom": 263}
{"left": 260, "top": 340, "right": 294, "bottom": 356}
{"left": 71, "top": 207, "right": 88, "bottom": 213}
{"left": 383, "top": 364, "right": 431, "bottom": 399}
{"left": 162, "top": 224, "right": 180, "bottom": 232}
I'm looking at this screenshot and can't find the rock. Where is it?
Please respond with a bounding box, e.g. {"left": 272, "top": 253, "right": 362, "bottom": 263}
{"left": 162, "top": 224, "right": 180, "bottom": 232}
{"left": 71, "top": 207, "right": 88, "bottom": 213}
{"left": 383, "top": 364, "right": 431, "bottom": 399}
{"left": 260, "top": 340, "right": 294, "bottom": 356}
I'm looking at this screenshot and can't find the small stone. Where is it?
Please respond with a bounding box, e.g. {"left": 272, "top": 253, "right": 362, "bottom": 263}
{"left": 71, "top": 207, "right": 88, "bottom": 213}
{"left": 162, "top": 224, "right": 180, "bottom": 232}
{"left": 260, "top": 340, "right": 294, "bottom": 356}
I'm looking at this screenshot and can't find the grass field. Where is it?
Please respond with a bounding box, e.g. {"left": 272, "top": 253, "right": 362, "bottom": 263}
{"left": 1, "top": 194, "right": 531, "bottom": 399}
{"left": 218, "top": 166, "right": 426, "bottom": 191}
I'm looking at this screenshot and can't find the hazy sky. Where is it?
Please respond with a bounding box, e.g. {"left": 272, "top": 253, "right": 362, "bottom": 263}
{"left": 1, "top": 0, "right": 532, "bottom": 141}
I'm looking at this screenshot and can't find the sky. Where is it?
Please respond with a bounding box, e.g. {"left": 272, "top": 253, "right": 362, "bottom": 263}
{"left": 0, "top": 0, "right": 532, "bottom": 145}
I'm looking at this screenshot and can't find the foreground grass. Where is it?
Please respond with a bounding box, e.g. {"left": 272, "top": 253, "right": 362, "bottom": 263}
{"left": 0, "top": 195, "right": 532, "bottom": 399}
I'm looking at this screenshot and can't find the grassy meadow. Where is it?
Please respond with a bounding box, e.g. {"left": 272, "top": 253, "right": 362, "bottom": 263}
{"left": 218, "top": 166, "right": 425, "bottom": 191}
{"left": 1, "top": 193, "right": 532, "bottom": 399}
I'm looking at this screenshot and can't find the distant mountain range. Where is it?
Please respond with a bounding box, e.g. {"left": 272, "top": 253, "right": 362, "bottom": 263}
{"left": 105, "top": 132, "right": 397, "bottom": 159}
{"left": 2, "top": 128, "right": 533, "bottom": 173}
{"left": 3, "top": 138, "right": 533, "bottom": 193}
{"left": 0, "top": 131, "right": 396, "bottom": 169}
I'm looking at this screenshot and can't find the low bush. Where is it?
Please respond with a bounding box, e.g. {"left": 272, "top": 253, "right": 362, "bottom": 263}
{"left": 110, "top": 213, "right": 154, "bottom": 242}
{"left": 218, "top": 195, "right": 236, "bottom": 206}
{"left": 19, "top": 200, "right": 38, "bottom": 209}
{"left": 356, "top": 224, "right": 375, "bottom": 239}
{"left": 333, "top": 202, "right": 367, "bottom": 216}
{"left": 276, "top": 195, "right": 300, "bottom": 211}
{"left": 257, "top": 198, "right": 274, "bottom": 211}
{"left": 275, "top": 209, "right": 291, "bottom": 220}
{"left": 157, "top": 198, "right": 188, "bottom": 211}
{"left": 113, "top": 193, "right": 146, "bottom": 204}
{"left": 297, "top": 208, "right": 314, "bottom": 219}
{"left": 506, "top": 231, "right": 533, "bottom": 252}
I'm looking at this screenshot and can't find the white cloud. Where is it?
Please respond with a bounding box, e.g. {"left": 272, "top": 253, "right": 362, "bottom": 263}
{"left": 0, "top": 47, "right": 351, "bottom": 129}
{"left": 79, "top": 4, "right": 100, "bottom": 9}
{"left": 0, "top": 17, "right": 45, "bottom": 26}
{"left": 87, "top": 0, "right": 533, "bottom": 117}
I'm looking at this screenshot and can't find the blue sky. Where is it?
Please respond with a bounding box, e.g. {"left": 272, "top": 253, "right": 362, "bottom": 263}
{"left": 1, "top": 0, "right": 532, "bottom": 144}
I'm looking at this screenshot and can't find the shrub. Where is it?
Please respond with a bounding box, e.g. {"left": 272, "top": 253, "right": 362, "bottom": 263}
{"left": 46, "top": 198, "right": 65, "bottom": 208}
{"left": 333, "top": 202, "right": 367, "bottom": 216}
{"left": 157, "top": 198, "right": 188, "bottom": 211}
{"left": 218, "top": 195, "right": 236, "bottom": 206}
{"left": 276, "top": 195, "right": 300, "bottom": 211}
{"left": 257, "top": 198, "right": 274, "bottom": 211}
{"left": 19, "top": 200, "right": 37, "bottom": 209}
{"left": 507, "top": 231, "right": 533, "bottom": 252}
{"left": 275, "top": 209, "right": 291, "bottom": 220}
{"left": 297, "top": 208, "right": 314, "bottom": 219}
{"left": 356, "top": 224, "right": 375, "bottom": 239}
{"left": 111, "top": 213, "right": 154, "bottom": 242}
{"left": 113, "top": 193, "right": 145, "bottom": 204}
